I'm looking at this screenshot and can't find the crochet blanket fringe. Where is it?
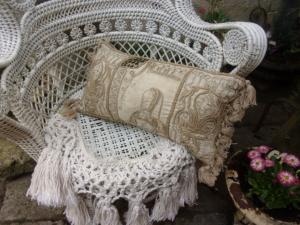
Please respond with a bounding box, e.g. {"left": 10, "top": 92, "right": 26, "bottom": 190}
{"left": 27, "top": 132, "right": 198, "bottom": 225}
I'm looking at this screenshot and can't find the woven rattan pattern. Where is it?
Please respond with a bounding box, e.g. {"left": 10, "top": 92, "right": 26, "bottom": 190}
{"left": 79, "top": 114, "right": 160, "bottom": 161}
{"left": 0, "top": 2, "right": 21, "bottom": 68}
{"left": 0, "top": 0, "right": 266, "bottom": 166}
{"left": 0, "top": 2, "right": 267, "bottom": 224}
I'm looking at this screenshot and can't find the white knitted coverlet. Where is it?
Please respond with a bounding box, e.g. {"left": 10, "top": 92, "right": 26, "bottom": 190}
{"left": 27, "top": 113, "right": 197, "bottom": 225}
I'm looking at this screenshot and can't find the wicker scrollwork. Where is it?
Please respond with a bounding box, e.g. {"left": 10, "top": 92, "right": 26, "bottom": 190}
{"left": 0, "top": 0, "right": 266, "bottom": 166}
{"left": 223, "top": 29, "right": 248, "bottom": 66}
{"left": 0, "top": 1, "right": 21, "bottom": 68}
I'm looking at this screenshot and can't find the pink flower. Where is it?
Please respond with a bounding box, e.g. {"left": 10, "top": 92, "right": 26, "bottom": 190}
{"left": 277, "top": 171, "right": 297, "bottom": 187}
{"left": 280, "top": 153, "right": 288, "bottom": 159}
{"left": 250, "top": 158, "right": 265, "bottom": 172}
{"left": 247, "top": 150, "right": 261, "bottom": 159}
{"left": 279, "top": 153, "right": 288, "bottom": 163}
{"left": 265, "top": 159, "right": 275, "bottom": 168}
{"left": 255, "top": 145, "right": 271, "bottom": 154}
{"left": 283, "top": 154, "right": 300, "bottom": 168}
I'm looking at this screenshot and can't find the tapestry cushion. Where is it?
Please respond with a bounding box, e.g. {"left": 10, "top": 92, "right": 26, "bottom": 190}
{"left": 80, "top": 42, "right": 256, "bottom": 186}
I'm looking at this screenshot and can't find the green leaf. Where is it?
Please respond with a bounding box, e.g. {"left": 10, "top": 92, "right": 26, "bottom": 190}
{"left": 262, "top": 190, "right": 270, "bottom": 199}
{"left": 266, "top": 199, "right": 288, "bottom": 209}
{"left": 248, "top": 177, "right": 258, "bottom": 188}
{"left": 245, "top": 192, "right": 253, "bottom": 199}
{"left": 289, "top": 185, "right": 300, "bottom": 192}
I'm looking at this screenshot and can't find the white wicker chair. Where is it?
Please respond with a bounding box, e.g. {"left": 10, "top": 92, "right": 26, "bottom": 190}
{"left": 0, "top": 0, "right": 36, "bottom": 68}
{"left": 0, "top": 2, "right": 20, "bottom": 68}
{"left": 0, "top": 0, "right": 267, "bottom": 224}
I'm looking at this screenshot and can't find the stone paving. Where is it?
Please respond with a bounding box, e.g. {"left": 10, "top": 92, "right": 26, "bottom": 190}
{"left": 0, "top": 76, "right": 292, "bottom": 224}
{"left": 0, "top": 176, "right": 65, "bottom": 224}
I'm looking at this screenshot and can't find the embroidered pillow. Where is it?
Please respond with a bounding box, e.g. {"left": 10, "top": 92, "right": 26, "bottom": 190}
{"left": 81, "top": 42, "right": 132, "bottom": 120}
{"left": 80, "top": 43, "right": 256, "bottom": 186}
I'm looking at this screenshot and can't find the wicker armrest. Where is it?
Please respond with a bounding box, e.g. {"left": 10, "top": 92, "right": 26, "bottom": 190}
{"left": 0, "top": 88, "right": 44, "bottom": 160}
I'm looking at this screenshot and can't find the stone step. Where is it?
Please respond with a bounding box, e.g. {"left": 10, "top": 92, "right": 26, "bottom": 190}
{"left": 0, "top": 176, "right": 65, "bottom": 224}
{"left": 0, "top": 138, "right": 35, "bottom": 179}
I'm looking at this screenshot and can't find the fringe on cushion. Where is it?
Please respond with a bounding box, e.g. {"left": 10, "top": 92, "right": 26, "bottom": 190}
{"left": 244, "top": 80, "right": 257, "bottom": 108}
{"left": 197, "top": 80, "right": 257, "bottom": 186}
{"left": 126, "top": 201, "right": 150, "bottom": 225}
{"left": 93, "top": 202, "right": 122, "bottom": 225}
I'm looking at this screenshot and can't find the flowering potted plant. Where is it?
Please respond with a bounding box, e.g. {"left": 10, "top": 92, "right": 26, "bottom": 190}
{"left": 226, "top": 146, "right": 300, "bottom": 225}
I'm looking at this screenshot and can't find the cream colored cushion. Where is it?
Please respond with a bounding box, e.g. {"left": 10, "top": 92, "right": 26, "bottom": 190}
{"left": 80, "top": 42, "right": 256, "bottom": 186}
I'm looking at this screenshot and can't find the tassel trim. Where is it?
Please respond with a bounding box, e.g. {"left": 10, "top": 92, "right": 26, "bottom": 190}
{"left": 65, "top": 195, "right": 91, "bottom": 225}
{"left": 26, "top": 146, "right": 67, "bottom": 207}
{"left": 27, "top": 115, "right": 198, "bottom": 225}
{"left": 152, "top": 164, "right": 198, "bottom": 222}
{"left": 93, "top": 202, "right": 121, "bottom": 225}
{"left": 126, "top": 201, "right": 150, "bottom": 225}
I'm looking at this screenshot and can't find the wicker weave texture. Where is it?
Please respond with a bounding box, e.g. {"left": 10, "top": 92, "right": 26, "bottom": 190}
{"left": 0, "top": 2, "right": 21, "bottom": 68}
{"left": 0, "top": 0, "right": 267, "bottom": 160}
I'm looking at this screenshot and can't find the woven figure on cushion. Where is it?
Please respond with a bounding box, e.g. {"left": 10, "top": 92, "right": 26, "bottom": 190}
{"left": 0, "top": 0, "right": 267, "bottom": 225}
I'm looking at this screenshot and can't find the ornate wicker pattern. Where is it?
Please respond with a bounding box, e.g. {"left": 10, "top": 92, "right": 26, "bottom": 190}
{"left": 0, "top": 0, "right": 266, "bottom": 163}
{"left": 0, "top": 1, "right": 267, "bottom": 224}
{"left": 0, "top": 2, "right": 21, "bottom": 68}
{"left": 6, "top": 0, "right": 36, "bottom": 11}
{"left": 0, "top": 0, "right": 37, "bottom": 68}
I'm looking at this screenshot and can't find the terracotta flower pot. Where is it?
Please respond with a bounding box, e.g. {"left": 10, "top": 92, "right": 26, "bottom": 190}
{"left": 225, "top": 163, "right": 300, "bottom": 225}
